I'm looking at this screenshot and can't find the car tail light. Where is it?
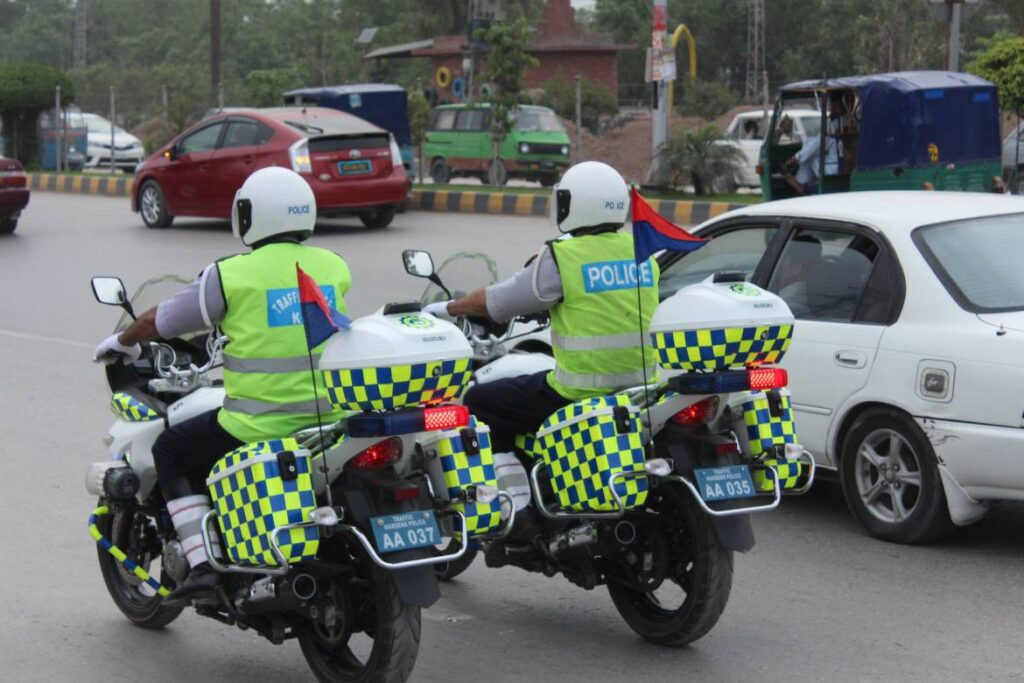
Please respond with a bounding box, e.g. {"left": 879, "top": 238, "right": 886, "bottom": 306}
{"left": 0, "top": 169, "right": 26, "bottom": 187}
{"left": 346, "top": 404, "right": 470, "bottom": 438}
{"left": 668, "top": 368, "right": 788, "bottom": 394}
{"left": 349, "top": 437, "right": 402, "bottom": 470}
{"left": 289, "top": 139, "right": 312, "bottom": 173}
{"left": 388, "top": 135, "right": 402, "bottom": 167}
{"left": 669, "top": 397, "right": 719, "bottom": 426}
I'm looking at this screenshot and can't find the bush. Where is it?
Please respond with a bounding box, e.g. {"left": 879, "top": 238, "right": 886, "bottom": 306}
{"left": 538, "top": 74, "right": 619, "bottom": 132}
{"left": 243, "top": 67, "right": 307, "bottom": 107}
{"left": 675, "top": 79, "right": 742, "bottom": 119}
{"left": 968, "top": 35, "right": 1024, "bottom": 114}
{"left": 0, "top": 63, "right": 74, "bottom": 167}
{"left": 656, "top": 124, "right": 744, "bottom": 195}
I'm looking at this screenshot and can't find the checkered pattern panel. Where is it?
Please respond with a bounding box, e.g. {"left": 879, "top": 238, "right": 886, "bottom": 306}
{"left": 207, "top": 438, "right": 319, "bottom": 567}
{"left": 110, "top": 392, "right": 161, "bottom": 422}
{"left": 322, "top": 358, "right": 473, "bottom": 412}
{"left": 651, "top": 324, "right": 793, "bottom": 371}
{"left": 514, "top": 432, "right": 543, "bottom": 460}
{"left": 752, "top": 457, "right": 803, "bottom": 492}
{"left": 535, "top": 395, "right": 648, "bottom": 512}
{"left": 437, "top": 417, "right": 502, "bottom": 538}
{"left": 741, "top": 389, "right": 797, "bottom": 457}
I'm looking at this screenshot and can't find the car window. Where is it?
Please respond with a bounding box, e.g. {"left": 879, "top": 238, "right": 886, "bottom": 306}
{"left": 456, "top": 109, "right": 487, "bottom": 132}
{"left": 913, "top": 213, "right": 1024, "bottom": 313}
{"left": 514, "top": 109, "right": 564, "bottom": 132}
{"left": 798, "top": 116, "right": 821, "bottom": 139}
{"left": 659, "top": 225, "right": 777, "bottom": 300}
{"left": 768, "top": 227, "right": 879, "bottom": 322}
{"left": 221, "top": 119, "right": 262, "bottom": 149}
{"left": 179, "top": 123, "right": 223, "bottom": 155}
{"left": 432, "top": 109, "right": 457, "bottom": 131}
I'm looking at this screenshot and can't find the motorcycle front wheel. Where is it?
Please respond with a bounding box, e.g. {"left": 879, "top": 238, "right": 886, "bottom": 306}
{"left": 95, "top": 502, "right": 184, "bottom": 629}
{"left": 606, "top": 481, "right": 733, "bottom": 647}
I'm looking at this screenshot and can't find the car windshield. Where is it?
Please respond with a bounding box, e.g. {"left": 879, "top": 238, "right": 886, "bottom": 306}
{"left": 914, "top": 213, "right": 1024, "bottom": 313}
{"left": 515, "top": 109, "right": 564, "bottom": 133}
{"left": 420, "top": 252, "right": 499, "bottom": 305}
{"left": 85, "top": 116, "right": 127, "bottom": 135}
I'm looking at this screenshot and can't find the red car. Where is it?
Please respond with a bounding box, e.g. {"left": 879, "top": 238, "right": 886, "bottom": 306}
{"left": 0, "top": 156, "right": 29, "bottom": 234}
{"left": 132, "top": 107, "right": 408, "bottom": 229}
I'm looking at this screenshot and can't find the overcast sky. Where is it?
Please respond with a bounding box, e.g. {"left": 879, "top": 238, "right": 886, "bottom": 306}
{"left": 571, "top": 0, "right": 596, "bottom": 9}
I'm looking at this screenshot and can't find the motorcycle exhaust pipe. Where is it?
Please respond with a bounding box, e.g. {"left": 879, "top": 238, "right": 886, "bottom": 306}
{"left": 236, "top": 573, "right": 318, "bottom": 616}
{"left": 613, "top": 520, "right": 637, "bottom": 546}
{"left": 291, "top": 574, "right": 317, "bottom": 601}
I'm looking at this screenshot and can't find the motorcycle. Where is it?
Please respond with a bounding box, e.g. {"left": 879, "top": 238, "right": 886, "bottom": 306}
{"left": 85, "top": 273, "right": 512, "bottom": 682}
{"left": 403, "top": 249, "right": 817, "bottom": 646}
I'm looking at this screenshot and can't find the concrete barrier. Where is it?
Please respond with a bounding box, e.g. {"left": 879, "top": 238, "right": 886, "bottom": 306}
{"left": 29, "top": 173, "right": 134, "bottom": 197}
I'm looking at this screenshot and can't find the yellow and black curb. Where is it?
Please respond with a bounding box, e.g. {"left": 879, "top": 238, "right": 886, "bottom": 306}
{"left": 28, "top": 173, "right": 748, "bottom": 223}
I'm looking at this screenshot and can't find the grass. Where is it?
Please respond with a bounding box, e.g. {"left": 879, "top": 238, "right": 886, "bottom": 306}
{"left": 412, "top": 182, "right": 761, "bottom": 204}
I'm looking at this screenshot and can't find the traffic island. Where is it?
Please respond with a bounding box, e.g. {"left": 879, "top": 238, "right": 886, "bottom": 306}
{"left": 29, "top": 172, "right": 134, "bottom": 197}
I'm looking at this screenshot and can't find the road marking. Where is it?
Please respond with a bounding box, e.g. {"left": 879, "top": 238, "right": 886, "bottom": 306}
{"left": 0, "top": 328, "right": 91, "bottom": 349}
{"left": 422, "top": 606, "right": 475, "bottom": 624}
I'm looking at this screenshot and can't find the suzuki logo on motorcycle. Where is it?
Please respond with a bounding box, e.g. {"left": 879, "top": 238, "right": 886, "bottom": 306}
{"left": 582, "top": 260, "right": 654, "bottom": 293}
{"left": 287, "top": 204, "right": 312, "bottom": 215}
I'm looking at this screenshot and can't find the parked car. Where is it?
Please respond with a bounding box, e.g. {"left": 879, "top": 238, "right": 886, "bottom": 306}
{"left": 1001, "top": 120, "right": 1023, "bottom": 194}
{"left": 0, "top": 155, "right": 29, "bottom": 234}
{"left": 719, "top": 108, "right": 820, "bottom": 189}
{"left": 82, "top": 113, "right": 145, "bottom": 173}
{"left": 132, "top": 106, "right": 408, "bottom": 229}
{"left": 424, "top": 104, "right": 571, "bottom": 186}
{"left": 658, "top": 191, "right": 1024, "bottom": 544}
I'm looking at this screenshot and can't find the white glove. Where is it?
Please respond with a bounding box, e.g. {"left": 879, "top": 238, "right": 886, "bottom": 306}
{"left": 93, "top": 334, "right": 142, "bottom": 365}
{"left": 422, "top": 300, "right": 455, "bottom": 321}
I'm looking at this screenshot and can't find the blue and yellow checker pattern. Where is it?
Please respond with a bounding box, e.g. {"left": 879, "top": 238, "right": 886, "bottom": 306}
{"left": 651, "top": 324, "right": 793, "bottom": 371}
{"left": 206, "top": 438, "right": 319, "bottom": 567}
{"left": 752, "top": 457, "right": 803, "bottom": 492}
{"left": 436, "top": 417, "right": 503, "bottom": 538}
{"left": 532, "top": 394, "right": 648, "bottom": 512}
{"left": 322, "top": 358, "right": 473, "bottom": 413}
{"left": 110, "top": 391, "right": 161, "bottom": 422}
{"left": 741, "top": 389, "right": 797, "bottom": 457}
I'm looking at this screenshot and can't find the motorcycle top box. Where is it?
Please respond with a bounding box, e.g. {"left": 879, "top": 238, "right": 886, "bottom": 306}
{"left": 319, "top": 311, "right": 474, "bottom": 412}
{"left": 650, "top": 276, "right": 794, "bottom": 372}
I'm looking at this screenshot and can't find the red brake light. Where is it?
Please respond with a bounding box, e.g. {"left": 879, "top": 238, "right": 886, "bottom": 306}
{"left": 423, "top": 405, "right": 470, "bottom": 431}
{"left": 350, "top": 437, "right": 402, "bottom": 470}
{"left": 748, "top": 367, "right": 788, "bottom": 391}
{"left": 670, "top": 397, "right": 719, "bottom": 426}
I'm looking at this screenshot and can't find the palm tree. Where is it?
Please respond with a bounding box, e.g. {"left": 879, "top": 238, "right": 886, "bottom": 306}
{"left": 656, "top": 125, "right": 745, "bottom": 195}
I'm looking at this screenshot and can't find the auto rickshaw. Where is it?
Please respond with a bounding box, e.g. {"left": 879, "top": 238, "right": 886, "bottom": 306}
{"left": 759, "top": 71, "right": 1002, "bottom": 200}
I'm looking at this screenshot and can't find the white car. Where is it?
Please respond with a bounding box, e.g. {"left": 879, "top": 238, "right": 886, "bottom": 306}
{"left": 719, "top": 109, "right": 821, "bottom": 188}
{"left": 1001, "top": 121, "right": 1023, "bottom": 194}
{"left": 658, "top": 191, "right": 1024, "bottom": 543}
{"left": 82, "top": 113, "right": 145, "bottom": 173}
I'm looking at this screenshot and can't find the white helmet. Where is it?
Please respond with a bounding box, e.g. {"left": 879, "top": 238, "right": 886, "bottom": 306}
{"left": 551, "top": 161, "right": 629, "bottom": 233}
{"left": 231, "top": 166, "right": 316, "bottom": 246}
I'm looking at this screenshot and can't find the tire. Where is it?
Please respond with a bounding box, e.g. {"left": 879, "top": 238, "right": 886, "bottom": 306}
{"left": 359, "top": 207, "right": 395, "bottom": 229}
{"left": 95, "top": 505, "right": 184, "bottom": 629}
{"left": 138, "top": 180, "right": 174, "bottom": 228}
{"left": 607, "top": 481, "right": 733, "bottom": 647}
{"left": 487, "top": 160, "right": 508, "bottom": 187}
{"left": 429, "top": 158, "right": 451, "bottom": 185}
{"left": 840, "top": 410, "right": 952, "bottom": 544}
{"left": 432, "top": 539, "right": 477, "bottom": 581}
{"left": 0, "top": 214, "right": 17, "bottom": 234}
{"left": 298, "top": 568, "right": 421, "bottom": 683}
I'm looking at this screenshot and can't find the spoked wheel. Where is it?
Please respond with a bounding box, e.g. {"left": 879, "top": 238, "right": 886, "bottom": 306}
{"left": 606, "top": 482, "right": 733, "bottom": 647}
{"left": 432, "top": 538, "right": 477, "bottom": 581}
{"left": 95, "top": 503, "right": 183, "bottom": 629}
{"left": 299, "top": 560, "right": 420, "bottom": 683}
{"left": 139, "top": 180, "right": 174, "bottom": 228}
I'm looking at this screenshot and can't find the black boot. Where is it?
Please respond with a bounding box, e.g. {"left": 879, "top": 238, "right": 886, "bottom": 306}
{"left": 166, "top": 562, "right": 222, "bottom": 602}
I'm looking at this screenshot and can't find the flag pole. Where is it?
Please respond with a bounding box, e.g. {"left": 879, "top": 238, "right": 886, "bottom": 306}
{"left": 630, "top": 186, "right": 655, "bottom": 450}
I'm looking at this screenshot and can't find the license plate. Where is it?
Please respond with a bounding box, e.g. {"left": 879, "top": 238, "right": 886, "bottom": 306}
{"left": 338, "top": 160, "right": 372, "bottom": 175}
{"left": 369, "top": 511, "right": 440, "bottom": 554}
{"left": 694, "top": 465, "right": 756, "bottom": 502}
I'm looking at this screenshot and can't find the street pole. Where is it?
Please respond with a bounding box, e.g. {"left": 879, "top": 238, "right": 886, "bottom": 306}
{"left": 574, "top": 74, "right": 582, "bottom": 160}
{"left": 162, "top": 85, "right": 168, "bottom": 122}
{"left": 948, "top": 1, "right": 962, "bottom": 71}
{"left": 210, "top": 0, "right": 222, "bottom": 100}
{"left": 651, "top": 0, "right": 669, "bottom": 180}
{"left": 55, "top": 85, "right": 62, "bottom": 174}
{"left": 109, "top": 86, "right": 116, "bottom": 173}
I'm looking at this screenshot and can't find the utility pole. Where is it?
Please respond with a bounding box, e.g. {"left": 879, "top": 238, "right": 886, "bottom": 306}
{"left": 73, "top": 0, "right": 87, "bottom": 69}
{"left": 55, "top": 85, "right": 62, "bottom": 174}
{"left": 745, "top": 0, "right": 765, "bottom": 101}
{"left": 109, "top": 87, "right": 116, "bottom": 173}
{"left": 574, "top": 75, "right": 582, "bottom": 160}
{"left": 650, "top": 0, "right": 671, "bottom": 179}
{"left": 210, "top": 0, "right": 222, "bottom": 99}
{"left": 925, "top": 0, "right": 981, "bottom": 72}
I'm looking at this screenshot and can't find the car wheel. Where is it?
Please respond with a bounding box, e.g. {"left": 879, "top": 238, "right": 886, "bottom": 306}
{"left": 359, "top": 207, "right": 395, "bottom": 229}
{"left": 138, "top": 180, "right": 174, "bottom": 228}
{"left": 430, "top": 158, "right": 451, "bottom": 185}
{"left": 840, "top": 410, "right": 951, "bottom": 544}
{"left": 487, "top": 160, "right": 508, "bottom": 187}
{"left": 0, "top": 213, "right": 17, "bottom": 234}
{"left": 539, "top": 174, "right": 558, "bottom": 187}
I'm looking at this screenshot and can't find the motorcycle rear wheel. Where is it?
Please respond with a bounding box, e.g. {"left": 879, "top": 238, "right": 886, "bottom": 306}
{"left": 95, "top": 504, "right": 184, "bottom": 629}
{"left": 607, "top": 482, "right": 733, "bottom": 647}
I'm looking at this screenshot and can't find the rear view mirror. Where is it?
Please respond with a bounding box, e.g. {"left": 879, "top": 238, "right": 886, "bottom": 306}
{"left": 91, "top": 276, "right": 136, "bottom": 319}
{"left": 163, "top": 144, "right": 177, "bottom": 161}
{"left": 403, "top": 250, "right": 435, "bottom": 278}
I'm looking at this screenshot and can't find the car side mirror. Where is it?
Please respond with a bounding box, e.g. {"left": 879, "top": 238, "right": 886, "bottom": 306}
{"left": 403, "top": 250, "right": 435, "bottom": 278}
{"left": 91, "top": 276, "right": 136, "bottom": 319}
{"left": 163, "top": 144, "right": 177, "bottom": 161}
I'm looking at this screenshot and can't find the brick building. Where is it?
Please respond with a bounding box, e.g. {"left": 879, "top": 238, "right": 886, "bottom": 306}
{"left": 365, "top": 0, "right": 632, "bottom": 101}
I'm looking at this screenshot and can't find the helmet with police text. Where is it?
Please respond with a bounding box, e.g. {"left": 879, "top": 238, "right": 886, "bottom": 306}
{"left": 551, "top": 161, "right": 629, "bottom": 234}
{"left": 231, "top": 166, "right": 316, "bottom": 246}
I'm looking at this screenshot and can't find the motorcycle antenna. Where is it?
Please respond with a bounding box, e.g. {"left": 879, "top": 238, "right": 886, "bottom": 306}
{"left": 629, "top": 184, "right": 656, "bottom": 450}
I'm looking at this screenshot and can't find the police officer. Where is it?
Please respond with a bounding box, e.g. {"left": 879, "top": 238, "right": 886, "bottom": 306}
{"left": 92, "top": 167, "right": 350, "bottom": 599}
{"left": 423, "top": 161, "right": 658, "bottom": 525}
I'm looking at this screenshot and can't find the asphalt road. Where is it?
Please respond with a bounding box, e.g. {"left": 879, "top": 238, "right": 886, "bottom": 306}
{"left": 1, "top": 193, "right": 1022, "bottom": 682}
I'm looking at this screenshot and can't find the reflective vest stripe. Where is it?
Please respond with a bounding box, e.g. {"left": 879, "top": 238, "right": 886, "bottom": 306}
{"left": 554, "top": 365, "right": 658, "bottom": 389}
{"left": 222, "top": 353, "right": 321, "bottom": 374}
{"left": 222, "top": 396, "right": 335, "bottom": 416}
{"left": 550, "top": 330, "right": 642, "bottom": 352}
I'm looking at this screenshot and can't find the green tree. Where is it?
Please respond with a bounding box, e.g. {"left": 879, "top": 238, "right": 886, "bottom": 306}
{"left": 968, "top": 35, "right": 1024, "bottom": 115}
{"left": 0, "top": 63, "right": 74, "bottom": 167}
{"left": 538, "top": 74, "right": 618, "bottom": 132}
{"left": 243, "top": 67, "right": 308, "bottom": 107}
{"left": 478, "top": 16, "right": 538, "bottom": 185}
{"left": 407, "top": 89, "right": 431, "bottom": 182}
{"left": 655, "top": 124, "right": 743, "bottom": 195}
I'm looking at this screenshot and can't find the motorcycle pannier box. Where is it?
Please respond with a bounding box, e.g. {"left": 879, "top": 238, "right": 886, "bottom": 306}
{"left": 735, "top": 388, "right": 804, "bottom": 492}
{"left": 527, "top": 394, "right": 648, "bottom": 512}
{"left": 206, "top": 438, "right": 319, "bottom": 567}
{"left": 421, "top": 417, "right": 503, "bottom": 538}
{"left": 319, "top": 312, "right": 474, "bottom": 413}
{"left": 650, "top": 278, "right": 794, "bottom": 372}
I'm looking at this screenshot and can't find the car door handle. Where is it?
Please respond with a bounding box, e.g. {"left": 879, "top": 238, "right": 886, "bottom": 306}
{"left": 834, "top": 351, "right": 866, "bottom": 369}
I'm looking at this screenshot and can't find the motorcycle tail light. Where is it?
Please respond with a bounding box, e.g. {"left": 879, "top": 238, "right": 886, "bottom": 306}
{"left": 669, "top": 397, "right": 719, "bottom": 426}
{"left": 392, "top": 484, "right": 421, "bottom": 502}
{"left": 668, "top": 367, "right": 787, "bottom": 394}
{"left": 349, "top": 438, "right": 402, "bottom": 470}
{"left": 423, "top": 405, "right": 469, "bottom": 431}
{"left": 747, "top": 367, "right": 788, "bottom": 391}
{"left": 346, "top": 404, "right": 469, "bottom": 437}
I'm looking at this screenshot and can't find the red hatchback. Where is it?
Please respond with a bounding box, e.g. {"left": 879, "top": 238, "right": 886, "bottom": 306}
{"left": 132, "top": 107, "right": 408, "bottom": 229}
{"left": 0, "top": 156, "right": 29, "bottom": 234}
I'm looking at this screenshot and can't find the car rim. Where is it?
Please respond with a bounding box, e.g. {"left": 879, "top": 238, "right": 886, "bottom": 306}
{"left": 854, "top": 428, "right": 923, "bottom": 524}
{"left": 140, "top": 187, "right": 161, "bottom": 224}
